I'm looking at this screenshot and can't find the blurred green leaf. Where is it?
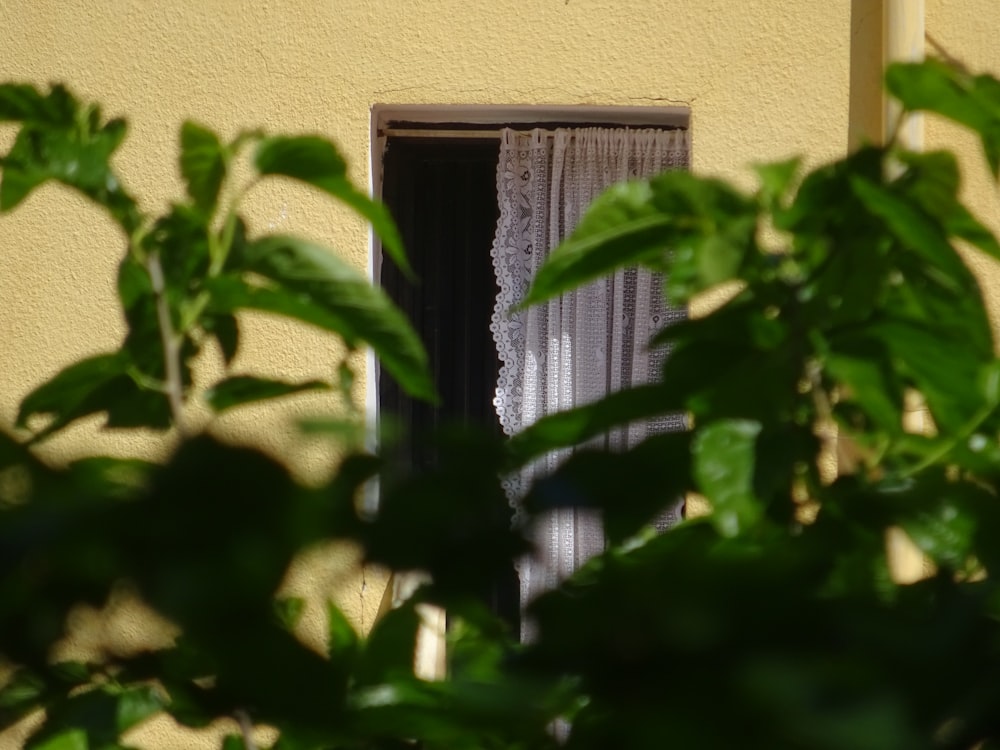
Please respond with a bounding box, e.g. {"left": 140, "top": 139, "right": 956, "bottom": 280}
{"left": 887, "top": 59, "right": 1000, "bottom": 177}
{"left": 506, "top": 384, "right": 679, "bottom": 466}
{"left": 274, "top": 597, "right": 306, "bottom": 631}
{"left": 523, "top": 432, "right": 692, "bottom": 544}
{"left": 225, "top": 235, "right": 435, "bottom": 402}
{"left": 255, "top": 135, "right": 410, "bottom": 277}
{"left": 754, "top": 156, "right": 802, "bottom": 210}
{"left": 355, "top": 601, "right": 420, "bottom": 686}
{"left": 522, "top": 181, "right": 672, "bottom": 305}
{"left": 16, "top": 352, "right": 131, "bottom": 438}
{"left": 204, "top": 375, "right": 331, "bottom": 414}
{"left": 692, "top": 420, "right": 763, "bottom": 537}
{"left": 823, "top": 337, "right": 904, "bottom": 435}
{"left": 0, "top": 97, "right": 138, "bottom": 230}
{"left": 0, "top": 83, "right": 75, "bottom": 124}
{"left": 327, "top": 602, "right": 360, "bottom": 669}
{"left": 851, "top": 176, "right": 968, "bottom": 291}
{"left": 25, "top": 686, "right": 164, "bottom": 750}
{"left": 179, "top": 121, "right": 226, "bottom": 214}
{"left": 28, "top": 730, "right": 88, "bottom": 750}
{"left": 204, "top": 312, "right": 240, "bottom": 365}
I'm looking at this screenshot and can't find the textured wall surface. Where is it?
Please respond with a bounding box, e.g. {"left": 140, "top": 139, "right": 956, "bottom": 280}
{"left": 0, "top": 1, "right": 856, "bottom": 747}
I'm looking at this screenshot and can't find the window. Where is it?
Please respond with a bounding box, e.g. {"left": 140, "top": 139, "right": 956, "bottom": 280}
{"left": 372, "top": 107, "right": 691, "bottom": 633}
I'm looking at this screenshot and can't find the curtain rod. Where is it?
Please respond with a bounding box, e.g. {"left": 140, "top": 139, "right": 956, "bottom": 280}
{"left": 378, "top": 126, "right": 686, "bottom": 140}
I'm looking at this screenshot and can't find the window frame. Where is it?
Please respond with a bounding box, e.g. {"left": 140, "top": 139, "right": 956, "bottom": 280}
{"left": 366, "top": 104, "right": 692, "bottom": 440}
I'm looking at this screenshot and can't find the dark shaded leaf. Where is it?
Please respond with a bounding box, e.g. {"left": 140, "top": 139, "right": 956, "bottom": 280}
{"left": 205, "top": 313, "right": 240, "bottom": 365}
{"left": 523, "top": 432, "right": 692, "bottom": 544}
{"left": 204, "top": 375, "right": 330, "bottom": 414}
{"left": 506, "top": 384, "right": 680, "bottom": 466}
{"left": 274, "top": 597, "right": 306, "bottom": 631}
{"left": 355, "top": 601, "right": 420, "bottom": 685}
{"left": 25, "top": 686, "right": 164, "bottom": 750}
{"left": 16, "top": 352, "right": 131, "bottom": 438}
{"left": 851, "top": 176, "right": 968, "bottom": 291}
{"left": 822, "top": 336, "right": 904, "bottom": 435}
{"left": 327, "top": 602, "right": 360, "bottom": 669}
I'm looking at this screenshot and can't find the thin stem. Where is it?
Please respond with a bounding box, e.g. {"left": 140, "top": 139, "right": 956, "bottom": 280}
{"left": 234, "top": 709, "right": 259, "bottom": 750}
{"left": 146, "top": 252, "right": 187, "bottom": 435}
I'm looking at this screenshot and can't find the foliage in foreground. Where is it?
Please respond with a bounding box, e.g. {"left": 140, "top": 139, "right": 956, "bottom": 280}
{"left": 5, "top": 58, "right": 1000, "bottom": 749}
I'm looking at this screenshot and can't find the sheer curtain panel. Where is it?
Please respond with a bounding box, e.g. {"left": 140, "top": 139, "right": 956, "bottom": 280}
{"left": 489, "top": 126, "right": 689, "bottom": 626}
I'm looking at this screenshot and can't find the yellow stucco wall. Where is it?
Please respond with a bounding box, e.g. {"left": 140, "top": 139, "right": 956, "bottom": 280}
{"left": 21, "top": 1, "right": 1000, "bottom": 747}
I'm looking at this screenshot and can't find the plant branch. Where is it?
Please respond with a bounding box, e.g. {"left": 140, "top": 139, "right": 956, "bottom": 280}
{"left": 235, "top": 709, "right": 259, "bottom": 750}
{"left": 146, "top": 252, "right": 187, "bottom": 434}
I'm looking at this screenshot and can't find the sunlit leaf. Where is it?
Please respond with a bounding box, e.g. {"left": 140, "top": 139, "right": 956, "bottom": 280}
{"left": 255, "top": 135, "right": 410, "bottom": 276}
{"left": 887, "top": 60, "right": 1000, "bottom": 177}
{"left": 692, "top": 420, "right": 763, "bottom": 537}
{"left": 224, "top": 236, "right": 435, "bottom": 402}
{"left": 179, "top": 121, "right": 226, "bottom": 214}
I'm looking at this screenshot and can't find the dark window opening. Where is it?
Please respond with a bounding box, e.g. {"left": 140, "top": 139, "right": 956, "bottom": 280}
{"left": 379, "top": 137, "right": 520, "bottom": 629}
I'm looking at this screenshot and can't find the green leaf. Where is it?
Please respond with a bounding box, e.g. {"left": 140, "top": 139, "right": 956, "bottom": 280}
{"left": 0, "top": 105, "right": 139, "bottom": 230}
{"left": 522, "top": 180, "right": 671, "bottom": 306}
{"left": 0, "top": 669, "right": 45, "bottom": 709}
{"left": 692, "top": 419, "right": 763, "bottom": 537}
{"left": 897, "top": 149, "right": 1000, "bottom": 262}
{"left": 823, "top": 338, "right": 904, "bottom": 435}
{"left": 356, "top": 601, "right": 420, "bottom": 685}
{"left": 754, "top": 156, "right": 802, "bottom": 210}
{"left": 505, "top": 384, "right": 680, "bottom": 466}
{"left": 204, "top": 375, "right": 331, "bottom": 414}
{"left": 28, "top": 730, "right": 88, "bottom": 750}
{"left": 327, "top": 601, "right": 360, "bottom": 668}
{"left": 0, "top": 128, "right": 48, "bottom": 209}
{"left": 850, "top": 176, "right": 968, "bottom": 292}
{"left": 0, "top": 83, "right": 76, "bottom": 125}
{"left": 523, "top": 432, "right": 693, "bottom": 544}
{"left": 65, "top": 457, "right": 154, "bottom": 500}
{"left": 115, "top": 685, "right": 164, "bottom": 734}
{"left": 205, "top": 313, "right": 240, "bottom": 365}
{"left": 25, "top": 686, "right": 164, "bottom": 750}
{"left": 274, "top": 596, "right": 306, "bottom": 631}
{"left": 254, "top": 135, "right": 410, "bottom": 276}
{"left": 49, "top": 662, "right": 92, "bottom": 686}
{"left": 179, "top": 121, "right": 226, "bottom": 214}
{"left": 222, "top": 236, "right": 435, "bottom": 402}
{"left": 16, "top": 352, "right": 131, "bottom": 437}
{"left": 886, "top": 60, "right": 1000, "bottom": 177}
{"left": 874, "top": 320, "right": 987, "bottom": 434}
{"left": 296, "top": 416, "right": 366, "bottom": 448}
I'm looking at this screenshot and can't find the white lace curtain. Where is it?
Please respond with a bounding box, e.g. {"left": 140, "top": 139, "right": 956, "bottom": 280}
{"left": 489, "top": 126, "right": 690, "bottom": 623}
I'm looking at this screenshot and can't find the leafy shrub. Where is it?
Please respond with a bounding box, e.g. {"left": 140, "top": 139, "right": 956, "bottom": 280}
{"left": 5, "top": 59, "right": 1000, "bottom": 749}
